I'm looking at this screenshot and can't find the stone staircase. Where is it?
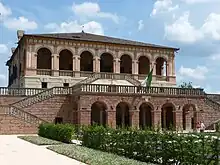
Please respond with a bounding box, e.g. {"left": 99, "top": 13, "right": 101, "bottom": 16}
{"left": 124, "top": 75, "right": 141, "bottom": 86}
{"left": 6, "top": 74, "right": 99, "bottom": 125}
{"left": 0, "top": 105, "right": 46, "bottom": 125}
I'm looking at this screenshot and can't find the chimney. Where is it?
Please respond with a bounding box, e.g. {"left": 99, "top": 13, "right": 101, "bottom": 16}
{"left": 11, "top": 47, "right": 16, "bottom": 54}
{"left": 17, "top": 30, "right": 25, "bottom": 41}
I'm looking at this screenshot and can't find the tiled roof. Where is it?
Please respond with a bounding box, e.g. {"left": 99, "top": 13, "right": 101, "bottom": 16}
{"left": 25, "top": 31, "right": 179, "bottom": 50}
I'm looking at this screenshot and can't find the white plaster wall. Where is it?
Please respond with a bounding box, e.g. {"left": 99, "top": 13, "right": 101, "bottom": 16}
{"left": 22, "top": 76, "right": 85, "bottom": 88}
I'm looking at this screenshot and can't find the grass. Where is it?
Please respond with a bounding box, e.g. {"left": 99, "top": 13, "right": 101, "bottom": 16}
{"left": 18, "top": 136, "right": 63, "bottom": 145}
{"left": 48, "top": 144, "right": 153, "bottom": 165}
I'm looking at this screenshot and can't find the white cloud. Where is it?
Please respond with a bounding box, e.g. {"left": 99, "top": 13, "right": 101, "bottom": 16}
{"left": 45, "top": 20, "right": 104, "bottom": 35}
{"left": 138, "top": 20, "right": 144, "bottom": 31}
{"left": 209, "top": 52, "right": 220, "bottom": 61}
{"left": 164, "top": 12, "right": 204, "bottom": 43}
{"left": 182, "top": 0, "right": 219, "bottom": 4}
{"left": 178, "top": 65, "right": 208, "bottom": 80}
{"left": 72, "top": 2, "right": 119, "bottom": 23}
{"left": 0, "top": 2, "right": 12, "bottom": 17}
{"left": 4, "top": 16, "right": 38, "bottom": 30}
{"left": 0, "top": 44, "right": 8, "bottom": 54}
{"left": 202, "top": 13, "right": 220, "bottom": 40}
{"left": 151, "top": 0, "right": 179, "bottom": 16}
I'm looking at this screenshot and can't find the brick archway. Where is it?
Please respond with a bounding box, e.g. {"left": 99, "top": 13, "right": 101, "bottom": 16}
{"left": 161, "top": 103, "right": 176, "bottom": 130}
{"left": 116, "top": 102, "right": 130, "bottom": 128}
{"left": 182, "top": 104, "right": 197, "bottom": 131}
{"left": 91, "top": 101, "right": 107, "bottom": 126}
{"left": 139, "top": 102, "right": 154, "bottom": 129}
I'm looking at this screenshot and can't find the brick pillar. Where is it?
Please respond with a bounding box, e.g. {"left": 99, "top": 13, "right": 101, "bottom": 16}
{"left": 107, "top": 110, "right": 116, "bottom": 128}
{"left": 78, "top": 108, "right": 91, "bottom": 126}
{"left": 130, "top": 110, "right": 139, "bottom": 129}
{"left": 175, "top": 110, "right": 182, "bottom": 131}
{"left": 153, "top": 108, "right": 161, "bottom": 129}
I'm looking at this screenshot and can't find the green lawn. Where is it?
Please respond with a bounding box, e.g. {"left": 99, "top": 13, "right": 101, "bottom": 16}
{"left": 18, "top": 136, "right": 63, "bottom": 145}
{"left": 48, "top": 144, "right": 154, "bottom": 165}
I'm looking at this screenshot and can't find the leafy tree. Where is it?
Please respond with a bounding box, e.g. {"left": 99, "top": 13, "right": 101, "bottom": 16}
{"left": 179, "top": 81, "right": 193, "bottom": 88}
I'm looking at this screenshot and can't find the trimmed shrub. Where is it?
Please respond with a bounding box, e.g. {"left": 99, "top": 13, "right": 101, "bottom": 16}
{"left": 38, "top": 123, "right": 74, "bottom": 143}
{"left": 82, "top": 125, "right": 220, "bottom": 164}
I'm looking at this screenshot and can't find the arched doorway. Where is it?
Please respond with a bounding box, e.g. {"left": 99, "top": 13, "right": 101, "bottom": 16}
{"left": 182, "top": 104, "right": 197, "bottom": 131}
{"left": 100, "top": 53, "right": 114, "bottom": 72}
{"left": 37, "top": 48, "right": 52, "bottom": 69}
{"left": 59, "top": 49, "right": 73, "bottom": 70}
{"left": 116, "top": 102, "right": 130, "bottom": 128}
{"left": 139, "top": 103, "right": 153, "bottom": 129}
{"left": 120, "top": 54, "right": 132, "bottom": 74}
{"left": 156, "top": 57, "right": 167, "bottom": 76}
{"left": 91, "top": 101, "right": 107, "bottom": 126}
{"left": 80, "top": 51, "right": 93, "bottom": 72}
{"left": 138, "top": 56, "right": 150, "bottom": 75}
{"left": 161, "top": 103, "right": 175, "bottom": 130}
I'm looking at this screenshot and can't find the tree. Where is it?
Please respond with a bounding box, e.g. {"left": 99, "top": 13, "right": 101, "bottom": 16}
{"left": 179, "top": 81, "right": 193, "bottom": 88}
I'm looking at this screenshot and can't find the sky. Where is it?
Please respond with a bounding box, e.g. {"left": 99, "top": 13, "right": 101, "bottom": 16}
{"left": 0, "top": 0, "right": 220, "bottom": 93}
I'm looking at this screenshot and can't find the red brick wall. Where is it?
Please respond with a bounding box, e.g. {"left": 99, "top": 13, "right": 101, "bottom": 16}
{"left": 0, "top": 114, "right": 37, "bottom": 134}
{"left": 24, "top": 95, "right": 75, "bottom": 123}
{"left": 0, "top": 96, "right": 25, "bottom": 105}
{"left": 1, "top": 94, "right": 220, "bottom": 134}
{"left": 79, "top": 95, "right": 220, "bottom": 130}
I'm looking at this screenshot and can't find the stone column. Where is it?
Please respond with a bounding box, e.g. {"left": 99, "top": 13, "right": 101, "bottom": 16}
{"left": 74, "top": 56, "right": 80, "bottom": 77}
{"left": 168, "top": 59, "right": 173, "bottom": 76}
{"left": 25, "top": 45, "right": 37, "bottom": 76}
{"left": 72, "top": 55, "right": 75, "bottom": 71}
{"left": 152, "top": 62, "right": 156, "bottom": 81}
{"left": 114, "top": 58, "right": 120, "bottom": 73}
{"left": 93, "top": 56, "right": 100, "bottom": 72}
{"left": 107, "top": 110, "right": 116, "bottom": 128}
{"left": 52, "top": 54, "right": 59, "bottom": 76}
{"left": 78, "top": 108, "right": 91, "bottom": 126}
{"left": 132, "top": 60, "right": 138, "bottom": 75}
{"left": 130, "top": 110, "right": 139, "bottom": 129}
{"left": 172, "top": 56, "right": 176, "bottom": 76}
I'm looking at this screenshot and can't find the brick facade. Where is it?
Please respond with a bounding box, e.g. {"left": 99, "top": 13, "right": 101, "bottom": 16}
{"left": 0, "top": 93, "right": 220, "bottom": 134}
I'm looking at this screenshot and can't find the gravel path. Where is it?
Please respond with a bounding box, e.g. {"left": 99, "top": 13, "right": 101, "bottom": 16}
{"left": 0, "top": 135, "right": 86, "bottom": 165}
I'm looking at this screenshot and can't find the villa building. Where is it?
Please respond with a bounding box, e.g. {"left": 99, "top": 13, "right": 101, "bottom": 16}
{"left": 0, "top": 30, "right": 219, "bottom": 134}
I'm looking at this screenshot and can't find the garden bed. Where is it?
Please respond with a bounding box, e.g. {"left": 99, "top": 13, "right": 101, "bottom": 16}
{"left": 47, "top": 144, "right": 153, "bottom": 165}
{"left": 18, "top": 136, "right": 62, "bottom": 145}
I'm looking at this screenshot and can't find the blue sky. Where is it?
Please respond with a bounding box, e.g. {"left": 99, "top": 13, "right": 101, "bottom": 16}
{"left": 0, "top": 0, "right": 220, "bottom": 93}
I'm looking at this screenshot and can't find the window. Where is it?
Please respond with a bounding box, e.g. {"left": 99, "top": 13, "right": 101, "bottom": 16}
{"left": 55, "top": 117, "right": 63, "bottom": 124}
{"left": 63, "top": 83, "right": 69, "bottom": 87}
{"left": 41, "top": 82, "right": 47, "bottom": 89}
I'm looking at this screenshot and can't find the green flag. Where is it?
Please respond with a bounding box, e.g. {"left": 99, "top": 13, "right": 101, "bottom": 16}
{"left": 146, "top": 68, "right": 153, "bottom": 87}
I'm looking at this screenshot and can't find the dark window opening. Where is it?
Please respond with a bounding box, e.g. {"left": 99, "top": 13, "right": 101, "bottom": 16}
{"left": 63, "top": 83, "right": 69, "bottom": 87}
{"left": 41, "top": 82, "right": 48, "bottom": 89}
{"left": 55, "top": 117, "right": 63, "bottom": 124}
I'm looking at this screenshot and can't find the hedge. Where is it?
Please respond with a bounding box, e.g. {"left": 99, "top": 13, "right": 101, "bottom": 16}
{"left": 38, "top": 123, "right": 74, "bottom": 143}
{"left": 82, "top": 125, "right": 220, "bottom": 164}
